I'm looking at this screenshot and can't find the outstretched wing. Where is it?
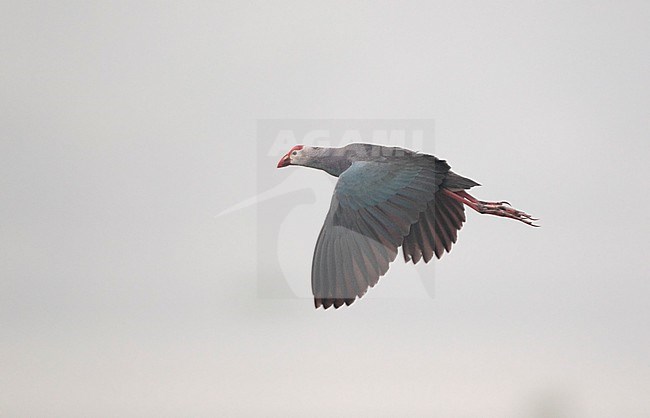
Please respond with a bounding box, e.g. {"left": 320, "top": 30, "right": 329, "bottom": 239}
{"left": 312, "top": 157, "right": 449, "bottom": 309}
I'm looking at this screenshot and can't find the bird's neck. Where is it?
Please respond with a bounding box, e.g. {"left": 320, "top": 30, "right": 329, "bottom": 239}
{"left": 303, "top": 157, "right": 351, "bottom": 177}
{"left": 302, "top": 147, "right": 352, "bottom": 177}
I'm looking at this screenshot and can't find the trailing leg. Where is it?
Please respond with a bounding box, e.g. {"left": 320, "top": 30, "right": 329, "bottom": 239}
{"left": 442, "top": 189, "right": 539, "bottom": 227}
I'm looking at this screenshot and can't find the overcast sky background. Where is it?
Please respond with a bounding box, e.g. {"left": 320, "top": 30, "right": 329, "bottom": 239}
{"left": 2, "top": 1, "right": 649, "bottom": 416}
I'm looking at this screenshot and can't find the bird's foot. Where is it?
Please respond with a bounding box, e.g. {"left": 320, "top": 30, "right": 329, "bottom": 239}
{"left": 477, "top": 199, "right": 510, "bottom": 206}
{"left": 475, "top": 202, "right": 539, "bottom": 227}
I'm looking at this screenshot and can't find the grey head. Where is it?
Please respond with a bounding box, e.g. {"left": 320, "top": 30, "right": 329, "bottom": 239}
{"left": 276, "top": 143, "right": 416, "bottom": 177}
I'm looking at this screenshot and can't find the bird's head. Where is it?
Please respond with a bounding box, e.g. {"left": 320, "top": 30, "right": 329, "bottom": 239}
{"left": 277, "top": 145, "right": 306, "bottom": 168}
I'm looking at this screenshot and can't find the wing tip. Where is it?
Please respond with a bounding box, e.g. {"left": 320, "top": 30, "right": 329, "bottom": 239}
{"left": 314, "top": 297, "right": 357, "bottom": 310}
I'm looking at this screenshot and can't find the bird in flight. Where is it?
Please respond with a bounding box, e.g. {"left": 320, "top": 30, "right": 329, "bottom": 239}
{"left": 277, "top": 143, "right": 537, "bottom": 309}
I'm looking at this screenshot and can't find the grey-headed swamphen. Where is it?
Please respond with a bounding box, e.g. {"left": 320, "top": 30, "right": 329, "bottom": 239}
{"left": 277, "top": 143, "right": 537, "bottom": 309}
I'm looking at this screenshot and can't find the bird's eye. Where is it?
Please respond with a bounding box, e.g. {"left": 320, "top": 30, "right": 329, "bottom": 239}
{"left": 292, "top": 151, "right": 298, "bottom": 156}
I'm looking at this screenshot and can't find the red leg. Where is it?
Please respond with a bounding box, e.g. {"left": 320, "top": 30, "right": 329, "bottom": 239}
{"left": 456, "top": 190, "right": 510, "bottom": 207}
{"left": 442, "top": 189, "right": 539, "bottom": 227}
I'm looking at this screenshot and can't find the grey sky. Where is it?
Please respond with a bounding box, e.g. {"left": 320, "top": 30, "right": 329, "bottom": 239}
{"left": 1, "top": 1, "right": 649, "bottom": 416}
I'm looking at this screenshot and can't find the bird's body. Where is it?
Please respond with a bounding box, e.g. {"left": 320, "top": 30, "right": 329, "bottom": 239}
{"left": 277, "top": 143, "right": 537, "bottom": 309}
